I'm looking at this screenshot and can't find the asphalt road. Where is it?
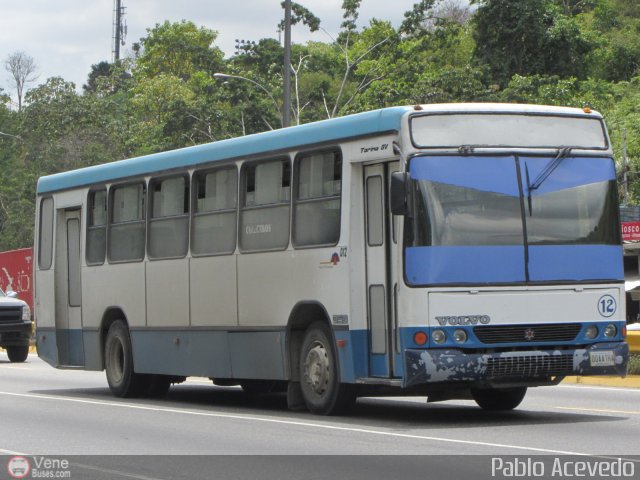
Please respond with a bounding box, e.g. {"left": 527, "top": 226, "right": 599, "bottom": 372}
{"left": 2, "top": 352, "right": 640, "bottom": 479}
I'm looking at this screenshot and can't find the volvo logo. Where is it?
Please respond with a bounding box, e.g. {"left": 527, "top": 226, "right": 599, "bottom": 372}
{"left": 435, "top": 315, "right": 491, "bottom": 326}
{"left": 524, "top": 328, "right": 536, "bottom": 341}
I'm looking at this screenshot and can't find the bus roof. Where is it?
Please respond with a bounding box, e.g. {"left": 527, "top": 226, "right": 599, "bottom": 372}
{"left": 36, "top": 105, "right": 413, "bottom": 194}
{"left": 36, "top": 103, "right": 604, "bottom": 194}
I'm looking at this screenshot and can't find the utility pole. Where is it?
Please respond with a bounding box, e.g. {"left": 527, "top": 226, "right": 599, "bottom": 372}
{"left": 113, "top": 0, "right": 127, "bottom": 62}
{"left": 283, "top": 0, "right": 292, "bottom": 128}
{"left": 624, "top": 128, "right": 629, "bottom": 206}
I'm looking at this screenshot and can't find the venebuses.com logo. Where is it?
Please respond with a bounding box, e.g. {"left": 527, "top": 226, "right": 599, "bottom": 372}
{"left": 6, "top": 455, "right": 71, "bottom": 478}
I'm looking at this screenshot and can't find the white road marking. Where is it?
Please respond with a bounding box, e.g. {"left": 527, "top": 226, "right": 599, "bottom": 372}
{"left": 0, "top": 447, "right": 27, "bottom": 455}
{"left": 0, "top": 390, "right": 595, "bottom": 456}
{"left": 558, "top": 384, "right": 640, "bottom": 394}
{"left": 556, "top": 406, "right": 640, "bottom": 415}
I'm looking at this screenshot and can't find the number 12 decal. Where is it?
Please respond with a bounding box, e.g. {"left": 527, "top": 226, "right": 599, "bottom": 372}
{"left": 597, "top": 295, "right": 616, "bottom": 318}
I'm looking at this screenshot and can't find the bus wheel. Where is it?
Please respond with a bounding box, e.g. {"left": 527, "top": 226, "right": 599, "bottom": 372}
{"left": 471, "top": 386, "right": 527, "bottom": 411}
{"left": 104, "top": 320, "right": 147, "bottom": 398}
{"left": 6, "top": 345, "right": 29, "bottom": 363}
{"left": 299, "top": 322, "right": 355, "bottom": 415}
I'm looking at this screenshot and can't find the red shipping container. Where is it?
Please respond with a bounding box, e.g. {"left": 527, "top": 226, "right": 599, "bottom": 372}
{"left": 0, "top": 247, "right": 34, "bottom": 311}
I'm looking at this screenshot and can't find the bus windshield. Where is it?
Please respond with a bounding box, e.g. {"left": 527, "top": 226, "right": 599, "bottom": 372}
{"left": 404, "top": 155, "right": 622, "bottom": 285}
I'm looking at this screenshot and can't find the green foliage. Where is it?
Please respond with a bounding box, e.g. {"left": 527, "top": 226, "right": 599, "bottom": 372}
{"left": 472, "top": 0, "right": 594, "bottom": 84}
{"left": 135, "top": 20, "right": 224, "bottom": 80}
{"left": 627, "top": 354, "right": 640, "bottom": 375}
{"left": 280, "top": 2, "right": 321, "bottom": 32}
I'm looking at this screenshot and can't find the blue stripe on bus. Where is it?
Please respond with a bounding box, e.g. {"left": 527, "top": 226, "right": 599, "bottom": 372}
{"left": 409, "top": 156, "right": 520, "bottom": 196}
{"left": 528, "top": 245, "right": 623, "bottom": 281}
{"left": 37, "top": 106, "right": 412, "bottom": 194}
{"left": 522, "top": 156, "right": 615, "bottom": 195}
{"left": 399, "top": 322, "right": 627, "bottom": 350}
{"left": 405, "top": 246, "right": 526, "bottom": 285}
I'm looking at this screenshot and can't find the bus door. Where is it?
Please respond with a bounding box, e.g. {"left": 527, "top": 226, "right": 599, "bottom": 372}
{"left": 364, "top": 162, "right": 399, "bottom": 378}
{"left": 54, "top": 208, "right": 84, "bottom": 366}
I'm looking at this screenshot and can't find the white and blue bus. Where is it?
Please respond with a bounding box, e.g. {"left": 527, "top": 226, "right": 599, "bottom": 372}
{"left": 34, "top": 103, "right": 628, "bottom": 414}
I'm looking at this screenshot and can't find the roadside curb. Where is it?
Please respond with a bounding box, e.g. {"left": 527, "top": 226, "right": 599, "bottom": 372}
{"left": 563, "top": 375, "right": 640, "bottom": 388}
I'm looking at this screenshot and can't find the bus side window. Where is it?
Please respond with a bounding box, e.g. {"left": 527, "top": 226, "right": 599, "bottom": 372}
{"left": 38, "top": 197, "right": 54, "bottom": 270}
{"left": 239, "top": 158, "right": 291, "bottom": 252}
{"left": 108, "top": 183, "right": 146, "bottom": 262}
{"left": 192, "top": 167, "right": 238, "bottom": 256}
{"left": 148, "top": 176, "right": 189, "bottom": 259}
{"left": 293, "top": 150, "right": 342, "bottom": 247}
{"left": 86, "top": 189, "right": 107, "bottom": 265}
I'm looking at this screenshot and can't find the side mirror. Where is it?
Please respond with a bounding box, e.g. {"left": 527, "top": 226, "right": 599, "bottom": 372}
{"left": 390, "top": 172, "right": 408, "bottom": 216}
{"left": 7, "top": 290, "right": 18, "bottom": 299}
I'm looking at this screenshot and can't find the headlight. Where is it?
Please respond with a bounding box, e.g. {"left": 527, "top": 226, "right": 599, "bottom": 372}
{"left": 603, "top": 324, "right": 617, "bottom": 338}
{"left": 585, "top": 325, "right": 598, "bottom": 340}
{"left": 432, "top": 329, "right": 446, "bottom": 344}
{"left": 453, "top": 329, "right": 468, "bottom": 343}
{"left": 22, "top": 304, "right": 31, "bottom": 322}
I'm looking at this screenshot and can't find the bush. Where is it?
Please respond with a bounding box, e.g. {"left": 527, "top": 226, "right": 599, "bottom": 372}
{"left": 627, "top": 354, "right": 640, "bottom": 375}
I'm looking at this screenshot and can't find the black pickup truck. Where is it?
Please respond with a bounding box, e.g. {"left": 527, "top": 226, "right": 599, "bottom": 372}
{"left": 0, "top": 287, "right": 32, "bottom": 362}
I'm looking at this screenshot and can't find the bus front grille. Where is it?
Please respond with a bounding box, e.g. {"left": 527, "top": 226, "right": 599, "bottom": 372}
{"left": 474, "top": 324, "right": 581, "bottom": 344}
{"left": 485, "top": 354, "right": 574, "bottom": 378}
{"left": 0, "top": 307, "right": 22, "bottom": 324}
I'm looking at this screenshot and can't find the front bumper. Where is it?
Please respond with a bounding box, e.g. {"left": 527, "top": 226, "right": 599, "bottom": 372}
{"left": 0, "top": 320, "right": 33, "bottom": 347}
{"left": 404, "top": 342, "right": 628, "bottom": 388}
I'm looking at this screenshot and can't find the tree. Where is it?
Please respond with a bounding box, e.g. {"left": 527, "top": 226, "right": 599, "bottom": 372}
{"left": 472, "top": 0, "right": 593, "bottom": 85}
{"left": 5, "top": 51, "right": 38, "bottom": 111}
{"left": 134, "top": 20, "right": 224, "bottom": 81}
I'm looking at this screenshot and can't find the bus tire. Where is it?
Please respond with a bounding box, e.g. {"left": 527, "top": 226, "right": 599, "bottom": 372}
{"left": 104, "top": 320, "right": 147, "bottom": 398}
{"left": 6, "top": 345, "right": 29, "bottom": 363}
{"left": 471, "top": 386, "right": 527, "bottom": 411}
{"left": 299, "top": 322, "right": 355, "bottom": 415}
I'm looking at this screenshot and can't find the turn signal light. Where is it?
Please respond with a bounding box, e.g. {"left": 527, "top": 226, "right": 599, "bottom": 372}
{"left": 414, "top": 331, "right": 428, "bottom": 346}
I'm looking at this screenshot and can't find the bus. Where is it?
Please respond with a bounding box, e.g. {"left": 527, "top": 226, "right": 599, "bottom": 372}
{"left": 34, "top": 103, "right": 628, "bottom": 415}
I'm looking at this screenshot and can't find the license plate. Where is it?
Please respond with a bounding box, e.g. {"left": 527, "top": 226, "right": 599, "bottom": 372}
{"left": 589, "top": 351, "right": 615, "bottom": 367}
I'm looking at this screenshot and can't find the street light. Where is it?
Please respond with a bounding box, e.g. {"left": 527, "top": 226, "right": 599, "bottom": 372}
{"left": 213, "top": 73, "right": 282, "bottom": 127}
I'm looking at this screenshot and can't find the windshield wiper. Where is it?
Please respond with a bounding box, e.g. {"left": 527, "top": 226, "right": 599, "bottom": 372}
{"left": 528, "top": 147, "right": 572, "bottom": 191}
{"left": 526, "top": 147, "right": 572, "bottom": 216}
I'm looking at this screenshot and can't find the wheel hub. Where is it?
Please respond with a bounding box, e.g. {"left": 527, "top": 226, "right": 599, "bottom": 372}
{"left": 108, "top": 338, "right": 125, "bottom": 383}
{"left": 303, "top": 342, "right": 330, "bottom": 396}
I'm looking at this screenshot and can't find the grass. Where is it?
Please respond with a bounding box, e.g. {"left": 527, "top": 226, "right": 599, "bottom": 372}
{"left": 627, "top": 354, "right": 640, "bottom": 375}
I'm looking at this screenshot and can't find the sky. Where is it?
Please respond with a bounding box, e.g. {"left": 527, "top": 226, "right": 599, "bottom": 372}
{"left": 0, "top": 0, "right": 420, "bottom": 98}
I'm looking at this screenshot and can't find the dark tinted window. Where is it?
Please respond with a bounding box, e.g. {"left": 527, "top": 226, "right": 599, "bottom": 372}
{"left": 526, "top": 180, "right": 620, "bottom": 245}
{"left": 408, "top": 181, "right": 524, "bottom": 247}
